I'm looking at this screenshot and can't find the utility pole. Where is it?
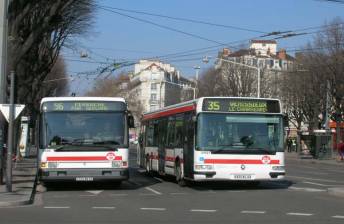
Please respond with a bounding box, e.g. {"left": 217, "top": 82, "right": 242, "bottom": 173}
{"left": 0, "top": 0, "right": 9, "bottom": 185}
{"left": 194, "top": 66, "right": 200, "bottom": 98}
{"left": 6, "top": 71, "right": 14, "bottom": 192}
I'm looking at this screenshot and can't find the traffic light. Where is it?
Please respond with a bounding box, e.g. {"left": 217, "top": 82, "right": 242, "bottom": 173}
{"left": 5, "top": 72, "right": 14, "bottom": 104}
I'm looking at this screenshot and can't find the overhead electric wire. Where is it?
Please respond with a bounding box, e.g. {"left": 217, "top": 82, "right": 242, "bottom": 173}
{"left": 99, "top": 5, "right": 268, "bottom": 34}
{"left": 98, "top": 6, "right": 226, "bottom": 45}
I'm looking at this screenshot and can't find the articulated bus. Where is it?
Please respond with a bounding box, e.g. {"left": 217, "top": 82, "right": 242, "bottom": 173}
{"left": 38, "top": 97, "right": 134, "bottom": 184}
{"left": 137, "top": 97, "right": 286, "bottom": 185}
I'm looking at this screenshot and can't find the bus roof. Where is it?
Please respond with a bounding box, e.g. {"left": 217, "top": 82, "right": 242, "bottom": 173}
{"left": 142, "top": 97, "right": 282, "bottom": 121}
{"left": 40, "top": 97, "right": 126, "bottom": 111}
{"left": 41, "top": 97, "right": 126, "bottom": 105}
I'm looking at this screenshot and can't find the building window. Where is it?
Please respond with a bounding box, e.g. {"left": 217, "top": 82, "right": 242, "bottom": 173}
{"left": 151, "top": 93, "right": 157, "bottom": 101}
{"left": 151, "top": 83, "right": 157, "bottom": 90}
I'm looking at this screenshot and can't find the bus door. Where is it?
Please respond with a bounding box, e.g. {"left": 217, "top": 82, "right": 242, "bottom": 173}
{"left": 183, "top": 112, "right": 194, "bottom": 179}
{"left": 158, "top": 118, "right": 167, "bottom": 174}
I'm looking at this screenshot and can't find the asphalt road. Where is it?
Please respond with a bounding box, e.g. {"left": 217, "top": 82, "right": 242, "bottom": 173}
{"left": 1, "top": 148, "right": 344, "bottom": 224}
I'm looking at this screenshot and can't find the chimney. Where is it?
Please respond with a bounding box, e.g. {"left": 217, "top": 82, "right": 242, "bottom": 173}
{"left": 222, "top": 48, "right": 230, "bottom": 57}
{"left": 278, "top": 49, "right": 287, "bottom": 60}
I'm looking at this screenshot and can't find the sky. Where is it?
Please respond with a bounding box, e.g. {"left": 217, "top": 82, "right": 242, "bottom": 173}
{"left": 63, "top": 0, "right": 344, "bottom": 95}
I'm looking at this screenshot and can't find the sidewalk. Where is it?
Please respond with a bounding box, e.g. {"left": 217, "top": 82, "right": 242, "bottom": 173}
{"left": 285, "top": 151, "right": 344, "bottom": 166}
{"left": 0, "top": 149, "right": 38, "bottom": 207}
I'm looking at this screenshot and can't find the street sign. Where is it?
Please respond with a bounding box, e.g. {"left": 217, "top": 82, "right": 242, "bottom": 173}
{"left": 0, "top": 104, "right": 25, "bottom": 122}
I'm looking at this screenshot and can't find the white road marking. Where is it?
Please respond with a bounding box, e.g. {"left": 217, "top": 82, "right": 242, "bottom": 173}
{"left": 92, "top": 207, "right": 115, "bottom": 210}
{"left": 191, "top": 209, "right": 217, "bottom": 213}
{"left": 289, "top": 186, "right": 326, "bottom": 192}
{"left": 332, "top": 215, "right": 344, "bottom": 219}
{"left": 287, "top": 175, "right": 344, "bottom": 184}
{"left": 145, "top": 187, "right": 162, "bottom": 195}
{"left": 153, "top": 177, "right": 163, "bottom": 182}
{"left": 241, "top": 211, "right": 266, "bottom": 214}
{"left": 44, "top": 206, "right": 70, "bottom": 209}
{"left": 170, "top": 192, "right": 188, "bottom": 195}
{"left": 79, "top": 195, "right": 96, "bottom": 197}
{"left": 137, "top": 169, "right": 146, "bottom": 173}
{"left": 85, "top": 190, "right": 103, "bottom": 195}
{"left": 140, "top": 208, "right": 166, "bottom": 211}
{"left": 287, "top": 212, "right": 313, "bottom": 216}
{"left": 228, "top": 190, "right": 246, "bottom": 193}
{"left": 110, "top": 193, "right": 128, "bottom": 197}
{"left": 303, "top": 181, "right": 333, "bottom": 187}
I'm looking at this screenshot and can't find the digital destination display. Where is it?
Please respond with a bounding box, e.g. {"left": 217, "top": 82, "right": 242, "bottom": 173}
{"left": 202, "top": 98, "right": 280, "bottom": 113}
{"left": 42, "top": 101, "right": 126, "bottom": 112}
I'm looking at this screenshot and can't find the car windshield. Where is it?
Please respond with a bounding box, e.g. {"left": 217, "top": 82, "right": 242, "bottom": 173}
{"left": 197, "top": 113, "right": 284, "bottom": 153}
{"left": 42, "top": 112, "right": 126, "bottom": 149}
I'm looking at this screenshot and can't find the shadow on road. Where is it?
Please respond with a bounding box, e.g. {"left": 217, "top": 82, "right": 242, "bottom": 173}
{"left": 41, "top": 167, "right": 162, "bottom": 191}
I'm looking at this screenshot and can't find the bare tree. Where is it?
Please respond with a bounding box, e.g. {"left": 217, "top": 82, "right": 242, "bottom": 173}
{"left": 8, "top": 0, "right": 95, "bottom": 114}
{"left": 198, "top": 67, "right": 223, "bottom": 97}
{"left": 41, "top": 56, "right": 69, "bottom": 97}
{"left": 198, "top": 61, "right": 259, "bottom": 97}
{"left": 280, "top": 18, "right": 344, "bottom": 150}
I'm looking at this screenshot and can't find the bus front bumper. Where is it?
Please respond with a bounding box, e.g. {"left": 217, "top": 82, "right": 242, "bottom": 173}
{"left": 39, "top": 168, "right": 129, "bottom": 182}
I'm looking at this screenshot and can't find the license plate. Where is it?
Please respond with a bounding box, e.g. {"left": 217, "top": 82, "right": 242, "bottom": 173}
{"left": 233, "top": 174, "right": 252, "bottom": 180}
{"left": 75, "top": 177, "right": 94, "bottom": 182}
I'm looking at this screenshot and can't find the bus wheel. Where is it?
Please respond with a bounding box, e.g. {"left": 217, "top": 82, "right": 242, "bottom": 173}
{"left": 175, "top": 163, "right": 186, "bottom": 187}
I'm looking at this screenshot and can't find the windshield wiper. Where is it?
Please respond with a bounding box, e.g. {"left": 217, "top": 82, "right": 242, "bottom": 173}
{"left": 92, "top": 140, "right": 120, "bottom": 145}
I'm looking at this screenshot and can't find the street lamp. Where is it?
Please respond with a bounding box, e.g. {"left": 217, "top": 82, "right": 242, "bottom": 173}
{"left": 208, "top": 56, "right": 261, "bottom": 98}
{"left": 193, "top": 66, "right": 200, "bottom": 98}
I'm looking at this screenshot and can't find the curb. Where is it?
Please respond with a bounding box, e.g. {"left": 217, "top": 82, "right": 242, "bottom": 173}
{"left": 286, "top": 156, "right": 343, "bottom": 166}
{"left": 0, "top": 197, "right": 31, "bottom": 207}
{"left": 0, "top": 169, "right": 38, "bottom": 208}
{"left": 328, "top": 187, "right": 344, "bottom": 198}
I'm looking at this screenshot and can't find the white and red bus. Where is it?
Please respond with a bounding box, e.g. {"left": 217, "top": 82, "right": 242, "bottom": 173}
{"left": 38, "top": 97, "right": 134, "bottom": 184}
{"left": 137, "top": 97, "right": 286, "bottom": 186}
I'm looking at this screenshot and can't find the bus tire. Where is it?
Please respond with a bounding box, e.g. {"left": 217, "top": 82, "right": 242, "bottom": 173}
{"left": 175, "top": 162, "right": 186, "bottom": 187}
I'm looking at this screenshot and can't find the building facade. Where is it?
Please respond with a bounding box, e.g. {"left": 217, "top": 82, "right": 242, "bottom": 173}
{"left": 129, "top": 60, "right": 194, "bottom": 113}
{"left": 216, "top": 40, "right": 294, "bottom": 97}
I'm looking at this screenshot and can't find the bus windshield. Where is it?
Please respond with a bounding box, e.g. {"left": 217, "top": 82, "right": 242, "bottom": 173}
{"left": 41, "top": 112, "right": 126, "bottom": 149}
{"left": 197, "top": 113, "right": 283, "bottom": 153}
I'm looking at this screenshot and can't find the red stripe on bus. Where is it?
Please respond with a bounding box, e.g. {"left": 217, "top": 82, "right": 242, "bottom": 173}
{"left": 204, "top": 159, "right": 280, "bottom": 164}
{"left": 149, "top": 155, "right": 159, "bottom": 160}
{"left": 165, "top": 156, "right": 175, "bottom": 162}
{"left": 143, "top": 104, "right": 196, "bottom": 120}
{"left": 47, "top": 156, "right": 122, "bottom": 161}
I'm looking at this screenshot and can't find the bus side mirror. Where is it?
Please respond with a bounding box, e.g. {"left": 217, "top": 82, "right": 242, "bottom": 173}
{"left": 128, "top": 115, "right": 135, "bottom": 128}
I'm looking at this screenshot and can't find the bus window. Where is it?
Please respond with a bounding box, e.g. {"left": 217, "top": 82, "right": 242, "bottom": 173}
{"left": 175, "top": 115, "right": 184, "bottom": 148}
{"left": 166, "top": 116, "right": 176, "bottom": 148}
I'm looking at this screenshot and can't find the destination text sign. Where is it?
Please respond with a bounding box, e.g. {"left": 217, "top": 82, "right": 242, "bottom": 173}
{"left": 202, "top": 98, "right": 280, "bottom": 113}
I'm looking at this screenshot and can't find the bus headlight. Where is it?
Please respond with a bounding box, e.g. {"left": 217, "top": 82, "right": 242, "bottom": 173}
{"left": 195, "top": 164, "right": 214, "bottom": 171}
{"left": 272, "top": 166, "right": 285, "bottom": 171}
{"left": 40, "top": 162, "right": 47, "bottom": 168}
